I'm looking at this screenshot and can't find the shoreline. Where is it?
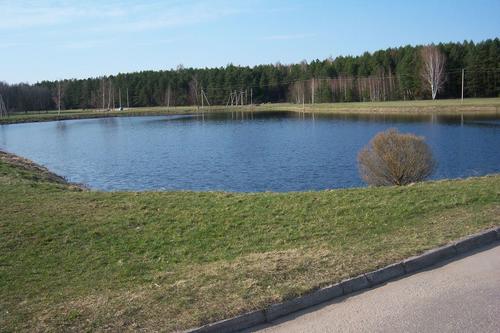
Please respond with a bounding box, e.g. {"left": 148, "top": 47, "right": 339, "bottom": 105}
{"left": 1, "top": 98, "right": 499, "bottom": 125}
{"left": 0, "top": 149, "right": 86, "bottom": 190}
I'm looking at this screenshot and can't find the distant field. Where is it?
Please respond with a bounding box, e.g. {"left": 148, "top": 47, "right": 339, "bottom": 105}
{"left": 1, "top": 151, "right": 499, "bottom": 332}
{"left": 1, "top": 97, "right": 499, "bottom": 124}
{"left": 0, "top": 106, "right": 199, "bottom": 124}
{"left": 257, "top": 97, "right": 500, "bottom": 112}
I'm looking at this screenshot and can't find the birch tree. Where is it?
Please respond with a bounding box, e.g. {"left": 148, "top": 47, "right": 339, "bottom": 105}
{"left": 420, "top": 45, "right": 446, "bottom": 100}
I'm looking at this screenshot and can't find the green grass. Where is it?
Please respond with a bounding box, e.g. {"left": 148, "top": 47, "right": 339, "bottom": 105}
{"left": 0, "top": 152, "right": 499, "bottom": 331}
{"left": 1, "top": 97, "right": 500, "bottom": 125}
{"left": 0, "top": 106, "right": 200, "bottom": 125}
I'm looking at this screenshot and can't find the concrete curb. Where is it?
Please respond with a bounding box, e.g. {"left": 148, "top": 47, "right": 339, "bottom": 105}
{"left": 184, "top": 310, "right": 266, "bottom": 333}
{"left": 365, "top": 262, "right": 405, "bottom": 286}
{"left": 403, "top": 243, "right": 456, "bottom": 273}
{"left": 341, "top": 274, "right": 370, "bottom": 294}
{"left": 186, "top": 226, "right": 500, "bottom": 333}
{"left": 265, "top": 283, "right": 343, "bottom": 322}
{"left": 454, "top": 229, "right": 498, "bottom": 254}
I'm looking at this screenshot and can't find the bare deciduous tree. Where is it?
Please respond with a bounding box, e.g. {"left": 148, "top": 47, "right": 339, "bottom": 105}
{"left": 420, "top": 45, "right": 446, "bottom": 100}
{"left": 188, "top": 76, "right": 199, "bottom": 106}
{"left": 288, "top": 81, "right": 307, "bottom": 104}
{"left": 358, "top": 129, "right": 436, "bottom": 186}
{"left": 53, "top": 80, "right": 66, "bottom": 114}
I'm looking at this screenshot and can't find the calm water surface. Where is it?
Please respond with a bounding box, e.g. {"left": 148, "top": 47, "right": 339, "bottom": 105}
{"left": 1, "top": 112, "right": 499, "bottom": 191}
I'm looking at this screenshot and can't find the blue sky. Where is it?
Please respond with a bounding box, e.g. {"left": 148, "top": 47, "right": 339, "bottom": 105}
{"left": 1, "top": 0, "right": 499, "bottom": 83}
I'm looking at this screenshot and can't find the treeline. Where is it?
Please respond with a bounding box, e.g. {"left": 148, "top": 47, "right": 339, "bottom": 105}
{"left": 1, "top": 39, "right": 499, "bottom": 112}
{"left": 0, "top": 82, "right": 53, "bottom": 113}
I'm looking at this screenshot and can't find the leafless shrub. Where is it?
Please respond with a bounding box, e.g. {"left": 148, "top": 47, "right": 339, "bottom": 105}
{"left": 358, "top": 129, "right": 436, "bottom": 186}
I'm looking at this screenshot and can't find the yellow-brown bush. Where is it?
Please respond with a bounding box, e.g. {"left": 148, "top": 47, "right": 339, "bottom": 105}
{"left": 358, "top": 128, "right": 435, "bottom": 186}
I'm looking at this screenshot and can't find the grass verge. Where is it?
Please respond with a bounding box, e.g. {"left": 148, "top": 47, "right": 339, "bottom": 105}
{"left": 1, "top": 97, "right": 499, "bottom": 125}
{"left": 0, "top": 152, "right": 499, "bottom": 332}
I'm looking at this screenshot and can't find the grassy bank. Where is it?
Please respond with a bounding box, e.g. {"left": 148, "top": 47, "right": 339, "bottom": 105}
{"left": 0, "top": 106, "right": 200, "bottom": 125}
{"left": 0, "top": 152, "right": 499, "bottom": 332}
{"left": 1, "top": 97, "right": 499, "bottom": 125}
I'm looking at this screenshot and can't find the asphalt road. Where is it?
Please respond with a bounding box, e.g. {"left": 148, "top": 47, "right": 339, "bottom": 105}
{"left": 250, "top": 242, "right": 500, "bottom": 333}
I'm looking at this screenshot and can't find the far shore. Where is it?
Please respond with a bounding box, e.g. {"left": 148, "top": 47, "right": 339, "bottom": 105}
{"left": 1, "top": 97, "right": 499, "bottom": 125}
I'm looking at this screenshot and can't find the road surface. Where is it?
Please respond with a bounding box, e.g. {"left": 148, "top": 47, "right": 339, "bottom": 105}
{"left": 250, "top": 243, "right": 500, "bottom": 333}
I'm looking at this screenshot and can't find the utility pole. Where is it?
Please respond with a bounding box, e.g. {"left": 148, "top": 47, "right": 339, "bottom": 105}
{"left": 201, "top": 88, "right": 204, "bottom": 109}
{"left": 201, "top": 89, "right": 210, "bottom": 108}
{"left": 167, "top": 85, "right": 171, "bottom": 109}
{"left": 107, "top": 80, "right": 112, "bottom": 110}
{"left": 57, "top": 81, "right": 61, "bottom": 115}
{"left": 126, "top": 88, "right": 130, "bottom": 109}
{"left": 102, "top": 78, "right": 105, "bottom": 111}
{"left": 311, "top": 78, "right": 315, "bottom": 104}
{"left": 461, "top": 68, "right": 465, "bottom": 102}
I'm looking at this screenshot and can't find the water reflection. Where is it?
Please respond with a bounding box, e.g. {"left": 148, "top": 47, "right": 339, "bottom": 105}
{"left": 0, "top": 112, "right": 499, "bottom": 192}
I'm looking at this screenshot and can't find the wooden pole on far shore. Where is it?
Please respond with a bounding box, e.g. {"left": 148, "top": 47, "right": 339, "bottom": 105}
{"left": 311, "top": 78, "right": 315, "bottom": 104}
{"left": 102, "top": 79, "right": 105, "bottom": 111}
{"left": 167, "top": 86, "right": 170, "bottom": 109}
{"left": 461, "top": 68, "right": 465, "bottom": 103}
{"left": 201, "top": 88, "right": 204, "bottom": 109}
{"left": 57, "top": 81, "right": 61, "bottom": 115}
{"left": 127, "top": 88, "right": 130, "bottom": 109}
{"left": 302, "top": 90, "right": 305, "bottom": 112}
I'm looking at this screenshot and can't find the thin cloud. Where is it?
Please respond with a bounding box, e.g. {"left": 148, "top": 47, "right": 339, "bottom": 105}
{"left": 0, "top": 1, "right": 126, "bottom": 29}
{"left": 261, "top": 33, "right": 316, "bottom": 41}
{"left": 62, "top": 40, "right": 108, "bottom": 49}
{"left": 61, "top": 38, "right": 177, "bottom": 49}
{"left": 87, "top": 2, "right": 243, "bottom": 33}
{"left": 133, "top": 38, "right": 178, "bottom": 47}
{"left": 0, "top": 0, "right": 244, "bottom": 31}
{"left": 0, "top": 41, "right": 31, "bottom": 49}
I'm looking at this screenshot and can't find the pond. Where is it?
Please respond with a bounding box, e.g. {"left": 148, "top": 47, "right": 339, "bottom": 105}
{"left": 1, "top": 112, "right": 499, "bottom": 191}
